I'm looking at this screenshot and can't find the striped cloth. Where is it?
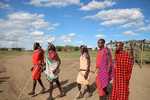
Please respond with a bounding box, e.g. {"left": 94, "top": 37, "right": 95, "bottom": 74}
{"left": 32, "top": 64, "right": 42, "bottom": 80}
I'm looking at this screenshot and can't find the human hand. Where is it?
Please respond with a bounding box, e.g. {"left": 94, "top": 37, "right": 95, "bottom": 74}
{"left": 30, "top": 67, "right": 33, "bottom": 71}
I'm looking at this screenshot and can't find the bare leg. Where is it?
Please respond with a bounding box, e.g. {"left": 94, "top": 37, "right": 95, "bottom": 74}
{"left": 76, "top": 83, "right": 83, "bottom": 99}
{"left": 100, "top": 96, "right": 103, "bottom": 100}
{"left": 38, "top": 79, "right": 45, "bottom": 90}
{"left": 99, "top": 96, "right": 101, "bottom": 100}
{"left": 47, "top": 81, "right": 53, "bottom": 100}
{"left": 77, "top": 83, "right": 81, "bottom": 91}
{"left": 86, "top": 85, "right": 92, "bottom": 97}
{"left": 55, "top": 78, "right": 65, "bottom": 97}
{"left": 103, "top": 87, "right": 108, "bottom": 100}
{"left": 87, "top": 85, "right": 91, "bottom": 93}
{"left": 28, "top": 80, "right": 37, "bottom": 95}
{"left": 100, "top": 96, "right": 107, "bottom": 100}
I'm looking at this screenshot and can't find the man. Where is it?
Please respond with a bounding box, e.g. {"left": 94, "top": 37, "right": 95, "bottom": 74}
{"left": 96, "top": 39, "right": 113, "bottom": 100}
{"left": 111, "top": 42, "right": 134, "bottom": 100}
{"left": 28, "top": 42, "right": 45, "bottom": 95}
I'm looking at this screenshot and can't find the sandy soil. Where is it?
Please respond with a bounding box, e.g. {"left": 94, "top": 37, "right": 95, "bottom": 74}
{"left": 0, "top": 54, "right": 150, "bottom": 100}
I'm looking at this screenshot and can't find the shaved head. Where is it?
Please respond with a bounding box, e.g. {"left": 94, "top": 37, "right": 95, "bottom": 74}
{"left": 97, "top": 38, "right": 105, "bottom": 49}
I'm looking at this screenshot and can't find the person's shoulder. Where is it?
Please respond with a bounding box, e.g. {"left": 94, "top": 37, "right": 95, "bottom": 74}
{"left": 41, "top": 48, "right": 45, "bottom": 53}
{"left": 34, "top": 49, "right": 40, "bottom": 53}
{"left": 122, "top": 50, "right": 129, "bottom": 56}
{"left": 105, "top": 47, "right": 111, "bottom": 51}
{"left": 37, "top": 48, "right": 44, "bottom": 55}
{"left": 41, "top": 48, "right": 45, "bottom": 52}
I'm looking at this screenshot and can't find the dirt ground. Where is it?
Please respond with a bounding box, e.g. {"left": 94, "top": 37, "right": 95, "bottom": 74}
{"left": 0, "top": 54, "right": 150, "bottom": 100}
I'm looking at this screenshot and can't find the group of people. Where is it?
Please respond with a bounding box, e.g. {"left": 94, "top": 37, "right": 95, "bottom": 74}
{"left": 28, "top": 38, "right": 134, "bottom": 100}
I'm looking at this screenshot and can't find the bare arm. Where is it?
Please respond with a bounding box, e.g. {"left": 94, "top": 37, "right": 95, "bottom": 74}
{"left": 57, "top": 55, "right": 61, "bottom": 69}
{"left": 84, "top": 53, "right": 90, "bottom": 79}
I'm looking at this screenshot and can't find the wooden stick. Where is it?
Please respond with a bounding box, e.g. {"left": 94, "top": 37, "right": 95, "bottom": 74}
{"left": 140, "top": 40, "right": 144, "bottom": 67}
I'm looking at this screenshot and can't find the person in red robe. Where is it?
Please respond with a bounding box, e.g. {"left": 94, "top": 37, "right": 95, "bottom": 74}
{"left": 110, "top": 42, "right": 134, "bottom": 100}
{"left": 96, "top": 39, "right": 113, "bottom": 100}
{"left": 28, "top": 42, "right": 45, "bottom": 95}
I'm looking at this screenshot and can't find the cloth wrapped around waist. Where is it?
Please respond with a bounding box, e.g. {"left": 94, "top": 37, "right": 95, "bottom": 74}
{"left": 44, "top": 61, "right": 59, "bottom": 80}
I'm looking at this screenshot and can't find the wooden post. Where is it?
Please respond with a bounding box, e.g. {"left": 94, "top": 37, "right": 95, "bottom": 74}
{"left": 140, "top": 40, "right": 144, "bottom": 66}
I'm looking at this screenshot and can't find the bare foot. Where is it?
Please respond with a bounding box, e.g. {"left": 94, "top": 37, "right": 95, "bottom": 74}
{"left": 76, "top": 92, "right": 83, "bottom": 99}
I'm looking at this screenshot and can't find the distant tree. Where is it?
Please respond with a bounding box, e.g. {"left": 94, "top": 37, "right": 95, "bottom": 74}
{"left": 74, "top": 46, "right": 79, "bottom": 51}
{"left": 56, "top": 46, "right": 64, "bottom": 51}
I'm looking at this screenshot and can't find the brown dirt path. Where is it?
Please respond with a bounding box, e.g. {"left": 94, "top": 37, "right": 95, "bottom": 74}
{"left": 0, "top": 54, "right": 150, "bottom": 100}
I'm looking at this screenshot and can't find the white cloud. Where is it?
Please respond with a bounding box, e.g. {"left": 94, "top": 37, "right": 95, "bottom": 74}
{"left": 123, "top": 31, "right": 136, "bottom": 35}
{"left": 68, "top": 33, "right": 76, "bottom": 37}
{"left": 95, "top": 34, "right": 105, "bottom": 38}
{"left": 31, "top": 31, "right": 44, "bottom": 36}
{"left": 136, "top": 23, "right": 150, "bottom": 33}
{"left": 47, "top": 23, "right": 60, "bottom": 31}
{"left": 80, "top": 0, "right": 116, "bottom": 11}
{"left": 0, "top": 2, "right": 10, "bottom": 9}
{"left": 60, "top": 33, "right": 76, "bottom": 43}
{"left": 77, "top": 40, "right": 84, "bottom": 44}
{"left": 29, "top": 0, "right": 81, "bottom": 7}
{"left": 0, "top": 12, "right": 58, "bottom": 49}
{"left": 6, "top": 12, "right": 50, "bottom": 30}
{"left": 85, "top": 8, "right": 144, "bottom": 28}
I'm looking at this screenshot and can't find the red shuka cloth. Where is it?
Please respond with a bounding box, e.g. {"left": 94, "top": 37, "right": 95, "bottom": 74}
{"left": 110, "top": 51, "right": 133, "bottom": 100}
{"left": 96, "top": 48, "right": 113, "bottom": 96}
{"left": 32, "top": 49, "right": 44, "bottom": 80}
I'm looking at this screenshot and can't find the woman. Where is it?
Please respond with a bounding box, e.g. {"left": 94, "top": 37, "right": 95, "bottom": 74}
{"left": 28, "top": 42, "right": 45, "bottom": 95}
{"left": 45, "top": 43, "right": 65, "bottom": 100}
{"left": 76, "top": 45, "right": 92, "bottom": 99}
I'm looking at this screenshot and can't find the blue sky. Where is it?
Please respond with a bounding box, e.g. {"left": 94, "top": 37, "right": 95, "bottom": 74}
{"left": 0, "top": 0, "right": 150, "bottom": 49}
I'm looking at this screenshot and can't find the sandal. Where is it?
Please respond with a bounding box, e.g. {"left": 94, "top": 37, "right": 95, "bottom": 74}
{"left": 28, "top": 91, "right": 35, "bottom": 95}
{"left": 47, "top": 96, "right": 54, "bottom": 100}
{"left": 59, "top": 92, "right": 65, "bottom": 97}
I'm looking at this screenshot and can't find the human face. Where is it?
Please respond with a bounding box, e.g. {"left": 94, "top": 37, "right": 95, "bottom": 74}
{"left": 97, "top": 40, "right": 104, "bottom": 49}
{"left": 116, "top": 42, "right": 124, "bottom": 51}
{"left": 48, "top": 45, "right": 52, "bottom": 51}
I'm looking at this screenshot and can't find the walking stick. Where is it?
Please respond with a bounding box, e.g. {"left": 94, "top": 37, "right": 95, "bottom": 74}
{"left": 140, "top": 40, "right": 144, "bottom": 68}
